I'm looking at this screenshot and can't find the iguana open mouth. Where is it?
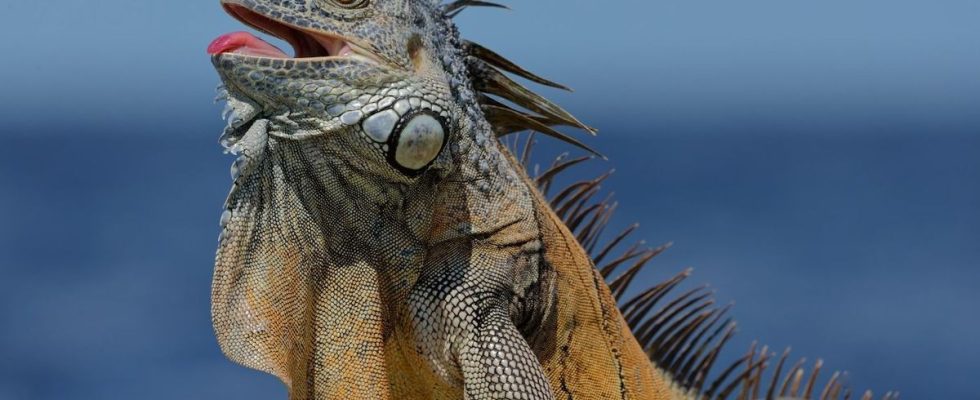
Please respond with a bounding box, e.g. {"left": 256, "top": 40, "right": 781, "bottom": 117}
{"left": 208, "top": 2, "right": 380, "bottom": 64}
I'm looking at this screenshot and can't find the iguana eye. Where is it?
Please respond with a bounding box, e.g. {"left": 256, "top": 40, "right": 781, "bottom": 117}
{"left": 329, "top": 0, "right": 368, "bottom": 9}
{"left": 386, "top": 111, "right": 447, "bottom": 175}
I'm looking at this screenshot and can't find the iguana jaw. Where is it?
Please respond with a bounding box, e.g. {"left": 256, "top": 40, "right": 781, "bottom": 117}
{"left": 210, "top": 1, "right": 383, "bottom": 66}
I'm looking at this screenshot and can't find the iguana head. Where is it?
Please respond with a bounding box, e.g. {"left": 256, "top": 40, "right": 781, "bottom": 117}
{"left": 210, "top": 0, "right": 596, "bottom": 183}
{"left": 210, "top": 0, "right": 466, "bottom": 179}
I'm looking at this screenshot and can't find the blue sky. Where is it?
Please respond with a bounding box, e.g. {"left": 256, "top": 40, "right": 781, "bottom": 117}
{"left": 1, "top": 0, "right": 978, "bottom": 399}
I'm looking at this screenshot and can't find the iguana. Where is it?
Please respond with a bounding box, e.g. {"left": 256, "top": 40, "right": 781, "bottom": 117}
{"left": 206, "top": 0, "right": 897, "bottom": 399}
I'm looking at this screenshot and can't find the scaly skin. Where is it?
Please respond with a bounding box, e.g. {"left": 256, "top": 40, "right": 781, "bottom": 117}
{"left": 211, "top": 0, "right": 668, "bottom": 398}
{"left": 209, "top": 1, "right": 895, "bottom": 400}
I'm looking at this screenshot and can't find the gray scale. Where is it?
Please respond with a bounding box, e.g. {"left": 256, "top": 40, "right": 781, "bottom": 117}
{"left": 362, "top": 109, "right": 400, "bottom": 142}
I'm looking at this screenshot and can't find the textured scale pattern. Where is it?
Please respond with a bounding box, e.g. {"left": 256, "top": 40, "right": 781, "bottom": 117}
{"left": 209, "top": 0, "right": 896, "bottom": 399}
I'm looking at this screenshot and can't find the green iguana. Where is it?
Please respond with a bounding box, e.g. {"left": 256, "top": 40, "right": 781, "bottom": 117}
{"left": 206, "top": 0, "right": 897, "bottom": 398}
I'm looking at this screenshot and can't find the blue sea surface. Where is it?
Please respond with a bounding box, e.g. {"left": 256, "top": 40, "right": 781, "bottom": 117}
{"left": 1, "top": 0, "right": 978, "bottom": 398}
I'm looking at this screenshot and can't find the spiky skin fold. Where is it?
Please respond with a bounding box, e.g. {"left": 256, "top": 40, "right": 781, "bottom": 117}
{"left": 209, "top": 1, "right": 893, "bottom": 399}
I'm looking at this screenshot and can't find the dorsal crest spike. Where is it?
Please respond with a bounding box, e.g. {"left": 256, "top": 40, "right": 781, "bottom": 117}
{"left": 444, "top": 0, "right": 510, "bottom": 18}
{"left": 478, "top": 94, "right": 580, "bottom": 130}
{"left": 470, "top": 58, "right": 598, "bottom": 134}
{"left": 501, "top": 134, "right": 894, "bottom": 399}
{"left": 465, "top": 40, "right": 573, "bottom": 91}
{"left": 484, "top": 104, "right": 604, "bottom": 159}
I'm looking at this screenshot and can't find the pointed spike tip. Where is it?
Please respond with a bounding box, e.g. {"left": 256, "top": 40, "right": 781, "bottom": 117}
{"left": 445, "top": 0, "right": 510, "bottom": 18}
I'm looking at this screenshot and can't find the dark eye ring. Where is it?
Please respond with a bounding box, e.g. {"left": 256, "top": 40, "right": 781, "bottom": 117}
{"left": 331, "top": 0, "right": 368, "bottom": 9}
{"left": 386, "top": 110, "right": 449, "bottom": 176}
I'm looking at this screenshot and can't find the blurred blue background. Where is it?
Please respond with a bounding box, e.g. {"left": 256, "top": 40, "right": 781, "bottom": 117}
{"left": 0, "top": 0, "right": 977, "bottom": 398}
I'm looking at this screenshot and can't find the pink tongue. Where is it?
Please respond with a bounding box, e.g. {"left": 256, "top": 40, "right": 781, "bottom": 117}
{"left": 208, "top": 31, "right": 289, "bottom": 58}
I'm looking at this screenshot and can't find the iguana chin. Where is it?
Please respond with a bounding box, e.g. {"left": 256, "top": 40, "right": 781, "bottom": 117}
{"left": 206, "top": 0, "right": 896, "bottom": 399}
